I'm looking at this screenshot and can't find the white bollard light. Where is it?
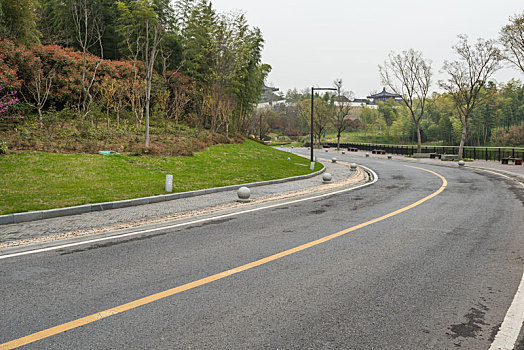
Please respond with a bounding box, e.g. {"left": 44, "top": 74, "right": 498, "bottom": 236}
{"left": 325, "top": 149, "right": 328, "bottom": 152}
{"left": 387, "top": 154, "right": 392, "bottom": 159}
{"left": 332, "top": 157, "right": 337, "bottom": 163}
{"left": 310, "top": 161, "right": 315, "bottom": 170}
{"left": 322, "top": 173, "right": 332, "bottom": 183}
{"left": 237, "top": 187, "right": 251, "bottom": 202}
{"left": 165, "top": 174, "right": 173, "bottom": 192}
{"left": 365, "top": 152, "right": 369, "bottom": 158}
{"left": 342, "top": 151, "right": 346, "bottom": 155}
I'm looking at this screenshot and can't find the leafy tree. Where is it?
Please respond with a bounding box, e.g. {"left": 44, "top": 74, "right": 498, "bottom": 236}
{"left": 296, "top": 97, "right": 331, "bottom": 145}
{"left": 359, "top": 106, "right": 376, "bottom": 138}
{"left": 0, "top": 0, "right": 39, "bottom": 44}
{"left": 469, "top": 82, "right": 498, "bottom": 145}
{"left": 377, "top": 98, "right": 398, "bottom": 140}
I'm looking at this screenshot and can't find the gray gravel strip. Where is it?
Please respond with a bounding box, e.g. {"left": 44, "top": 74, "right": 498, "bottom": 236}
{"left": 0, "top": 160, "right": 354, "bottom": 245}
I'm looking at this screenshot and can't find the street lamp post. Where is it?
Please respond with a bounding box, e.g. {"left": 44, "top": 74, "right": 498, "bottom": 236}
{"left": 310, "top": 87, "right": 337, "bottom": 170}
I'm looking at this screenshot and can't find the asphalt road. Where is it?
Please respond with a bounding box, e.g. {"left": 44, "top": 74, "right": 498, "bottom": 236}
{"left": 1, "top": 153, "right": 523, "bottom": 349}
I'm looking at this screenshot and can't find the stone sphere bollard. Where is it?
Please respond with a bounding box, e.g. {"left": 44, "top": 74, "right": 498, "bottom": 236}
{"left": 332, "top": 157, "right": 337, "bottom": 163}
{"left": 387, "top": 154, "right": 392, "bottom": 160}
{"left": 342, "top": 151, "right": 345, "bottom": 155}
{"left": 365, "top": 152, "right": 369, "bottom": 158}
{"left": 322, "top": 173, "right": 332, "bottom": 183}
{"left": 325, "top": 149, "right": 328, "bottom": 152}
{"left": 291, "top": 146, "right": 294, "bottom": 149}
{"left": 458, "top": 160, "right": 465, "bottom": 167}
{"left": 350, "top": 163, "right": 357, "bottom": 171}
{"left": 237, "top": 187, "right": 251, "bottom": 202}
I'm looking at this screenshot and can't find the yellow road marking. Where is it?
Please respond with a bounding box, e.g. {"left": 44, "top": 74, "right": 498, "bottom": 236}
{"left": 0, "top": 166, "right": 447, "bottom": 350}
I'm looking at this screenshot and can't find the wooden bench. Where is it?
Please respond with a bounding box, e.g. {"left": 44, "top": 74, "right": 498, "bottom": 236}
{"left": 347, "top": 147, "right": 359, "bottom": 152}
{"left": 413, "top": 153, "right": 433, "bottom": 158}
{"left": 371, "top": 149, "right": 386, "bottom": 155}
{"left": 501, "top": 157, "right": 522, "bottom": 165}
{"left": 322, "top": 145, "right": 331, "bottom": 148}
{"left": 440, "top": 154, "right": 459, "bottom": 161}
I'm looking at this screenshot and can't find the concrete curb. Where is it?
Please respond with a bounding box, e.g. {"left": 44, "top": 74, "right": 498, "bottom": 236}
{"left": 0, "top": 165, "right": 326, "bottom": 226}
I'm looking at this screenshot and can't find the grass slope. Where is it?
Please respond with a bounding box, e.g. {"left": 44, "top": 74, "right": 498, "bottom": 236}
{"left": 0, "top": 140, "right": 321, "bottom": 215}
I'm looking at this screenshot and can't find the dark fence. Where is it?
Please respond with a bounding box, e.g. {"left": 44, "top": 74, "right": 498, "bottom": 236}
{"left": 323, "top": 142, "right": 524, "bottom": 162}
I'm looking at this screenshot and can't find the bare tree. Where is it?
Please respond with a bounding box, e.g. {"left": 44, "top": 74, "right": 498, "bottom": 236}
{"left": 23, "top": 61, "right": 55, "bottom": 129}
{"left": 167, "top": 86, "right": 189, "bottom": 125}
{"left": 70, "top": 0, "right": 104, "bottom": 122}
{"left": 440, "top": 35, "right": 502, "bottom": 158}
{"left": 379, "top": 49, "right": 432, "bottom": 152}
{"left": 333, "top": 78, "right": 353, "bottom": 149}
{"left": 143, "top": 21, "right": 163, "bottom": 147}
{"left": 500, "top": 12, "right": 524, "bottom": 74}
{"left": 118, "top": 11, "right": 144, "bottom": 130}
{"left": 98, "top": 77, "right": 117, "bottom": 130}
{"left": 117, "top": 0, "right": 165, "bottom": 148}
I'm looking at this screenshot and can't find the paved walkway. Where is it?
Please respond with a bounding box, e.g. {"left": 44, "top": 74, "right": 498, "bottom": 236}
{"left": 0, "top": 159, "right": 361, "bottom": 247}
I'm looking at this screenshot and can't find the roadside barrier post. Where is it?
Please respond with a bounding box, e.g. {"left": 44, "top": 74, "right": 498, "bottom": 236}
{"left": 165, "top": 175, "right": 173, "bottom": 192}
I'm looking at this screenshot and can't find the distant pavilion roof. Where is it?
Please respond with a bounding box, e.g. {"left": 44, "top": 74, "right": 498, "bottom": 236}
{"left": 262, "top": 85, "right": 279, "bottom": 92}
{"left": 367, "top": 88, "right": 401, "bottom": 100}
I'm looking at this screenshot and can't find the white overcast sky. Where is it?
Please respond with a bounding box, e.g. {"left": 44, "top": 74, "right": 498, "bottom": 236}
{"left": 210, "top": 0, "right": 523, "bottom": 98}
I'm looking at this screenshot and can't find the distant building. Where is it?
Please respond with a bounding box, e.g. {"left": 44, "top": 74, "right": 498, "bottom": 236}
{"left": 367, "top": 88, "right": 402, "bottom": 103}
{"left": 262, "top": 85, "right": 279, "bottom": 93}
{"left": 257, "top": 100, "right": 288, "bottom": 109}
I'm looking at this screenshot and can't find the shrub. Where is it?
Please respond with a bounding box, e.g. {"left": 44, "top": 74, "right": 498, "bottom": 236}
{"left": 0, "top": 140, "right": 7, "bottom": 154}
{"left": 491, "top": 122, "right": 524, "bottom": 146}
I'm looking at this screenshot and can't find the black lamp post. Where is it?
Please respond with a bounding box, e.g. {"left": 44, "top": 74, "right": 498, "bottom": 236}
{"left": 310, "top": 87, "right": 337, "bottom": 168}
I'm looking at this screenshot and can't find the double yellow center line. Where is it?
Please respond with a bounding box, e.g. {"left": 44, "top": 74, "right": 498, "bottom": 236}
{"left": 0, "top": 166, "right": 447, "bottom": 349}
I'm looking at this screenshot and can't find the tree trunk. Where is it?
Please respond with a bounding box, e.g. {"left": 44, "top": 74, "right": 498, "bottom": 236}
{"left": 337, "top": 132, "right": 341, "bottom": 150}
{"left": 144, "top": 62, "right": 151, "bottom": 148}
{"left": 106, "top": 108, "right": 110, "bottom": 131}
{"left": 458, "top": 118, "right": 468, "bottom": 159}
{"left": 416, "top": 122, "right": 422, "bottom": 153}
{"left": 145, "top": 81, "right": 150, "bottom": 148}
{"left": 38, "top": 107, "right": 43, "bottom": 129}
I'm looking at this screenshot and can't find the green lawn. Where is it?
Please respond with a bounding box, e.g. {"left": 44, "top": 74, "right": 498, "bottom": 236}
{"left": 0, "top": 139, "right": 322, "bottom": 214}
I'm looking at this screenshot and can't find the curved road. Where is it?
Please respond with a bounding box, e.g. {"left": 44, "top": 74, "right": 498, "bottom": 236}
{"left": 0, "top": 153, "right": 523, "bottom": 349}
